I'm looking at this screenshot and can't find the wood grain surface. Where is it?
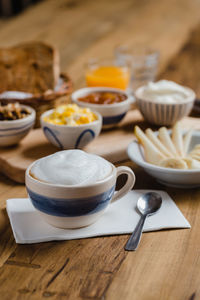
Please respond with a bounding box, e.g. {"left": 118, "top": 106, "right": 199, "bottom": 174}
{"left": 0, "top": 0, "right": 200, "bottom": 299}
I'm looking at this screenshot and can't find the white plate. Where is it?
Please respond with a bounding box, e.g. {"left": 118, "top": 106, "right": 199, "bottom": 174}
{"left": 127, "top": 131, "right": 200, "bottom": 188}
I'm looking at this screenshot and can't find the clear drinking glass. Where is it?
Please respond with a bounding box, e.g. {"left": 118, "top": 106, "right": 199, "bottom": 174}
{"left": 114, "top": 45, "right": 159, "bottom": 91}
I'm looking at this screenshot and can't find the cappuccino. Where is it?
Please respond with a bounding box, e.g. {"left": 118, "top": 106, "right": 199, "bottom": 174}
{"left": 30, "top": 150, "right": 112, "bottom": 186}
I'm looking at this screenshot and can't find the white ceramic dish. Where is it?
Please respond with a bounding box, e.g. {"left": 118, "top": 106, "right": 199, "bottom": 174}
{"left": 135, "top": 85, "right": 196, "bottom": 126}
{"left": 71, "top": 87, "right": 133, "bottom": 128}
{"left": 127, "top": 131, "right": 200, "bottom": 188}
{"left": 40, "top": 109, "right": 102, "bottom": 150}
{"left": 26, "top": 157, "right": 135, "bottom": 228}
{"left": 0, "top": 105, "right": 35, "bottom": 147}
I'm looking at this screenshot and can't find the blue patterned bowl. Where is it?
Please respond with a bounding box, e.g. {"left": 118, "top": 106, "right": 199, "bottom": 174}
{"left": 40, "top": 109, "right": 102, "bottom": 150}
{"left": 0, "top": 105, "right": 35, "bottom": 147}
{"left": 71, "top": 87, "right": 134, "bottom": 129}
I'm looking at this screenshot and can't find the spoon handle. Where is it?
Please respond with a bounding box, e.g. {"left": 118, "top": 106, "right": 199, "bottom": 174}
{"left": 125, "top": 214, "right": 147, "bottom": 251}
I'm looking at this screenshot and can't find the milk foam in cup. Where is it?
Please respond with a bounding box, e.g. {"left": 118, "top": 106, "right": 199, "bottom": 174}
{"left": 30, "top": 150, "right": 113, "bottom": 186}
{"left": 140, "top": 80, "right": 192, "bottom": 104}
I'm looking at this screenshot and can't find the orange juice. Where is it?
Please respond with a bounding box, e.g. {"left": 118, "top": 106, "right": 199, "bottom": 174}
{"left": 86, "top": 66, "right": 130, "bottom": 90}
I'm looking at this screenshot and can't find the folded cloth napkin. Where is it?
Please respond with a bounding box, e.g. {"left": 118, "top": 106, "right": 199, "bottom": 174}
{"left": 6, "top": 190, "right": 190, "bottom": 244}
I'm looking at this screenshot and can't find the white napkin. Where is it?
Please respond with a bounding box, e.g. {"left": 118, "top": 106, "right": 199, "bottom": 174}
{"left": 6, "top": 190, "right": 190, "bottom": 244}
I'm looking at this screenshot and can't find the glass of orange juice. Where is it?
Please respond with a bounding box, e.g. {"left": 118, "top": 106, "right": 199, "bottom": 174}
{"left": 85, "top": 58, "right": 130, "bottom": 90}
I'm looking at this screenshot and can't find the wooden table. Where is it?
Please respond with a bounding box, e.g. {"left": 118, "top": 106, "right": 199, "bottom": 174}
{"left": 0, "top": 0, "right": 200, "bottom": 299}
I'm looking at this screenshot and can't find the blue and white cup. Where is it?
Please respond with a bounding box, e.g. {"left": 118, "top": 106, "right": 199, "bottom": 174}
{"left": 25, "top": 162, "right": 135, "bottom": 229}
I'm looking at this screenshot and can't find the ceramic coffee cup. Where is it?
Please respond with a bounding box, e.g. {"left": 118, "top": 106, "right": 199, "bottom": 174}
{"left": 25, "top": 161, "right": 135, "bottom": 229}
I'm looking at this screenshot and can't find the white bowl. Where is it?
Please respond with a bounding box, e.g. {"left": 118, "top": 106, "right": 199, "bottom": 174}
{"left": 135, "top": 85, "right": 196, "bottom": 126}
{"left": 71, "top": 87, "right": 133, "bottom": 128}
{"left": 40, "top": 109, "right": 102, "bottom": 150}
{"left": 127, "top": 131, "right": 200, "bottom": 188}
{"left": 0, "top": 105, "right": 35, "bottom": 147}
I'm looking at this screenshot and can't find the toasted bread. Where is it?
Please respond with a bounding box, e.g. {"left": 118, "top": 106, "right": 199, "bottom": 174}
{"left": 0, "top": 41, "right": 60, "bottom": 94}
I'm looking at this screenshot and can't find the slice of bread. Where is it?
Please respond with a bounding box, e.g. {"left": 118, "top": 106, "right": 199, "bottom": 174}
{"left": 0, "top": 41, "right": 60, "bottom": 94}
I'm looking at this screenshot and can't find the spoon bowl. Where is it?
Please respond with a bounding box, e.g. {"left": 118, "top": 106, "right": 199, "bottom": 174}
{"left": 137, "top": 192, "right": 162, "bottom": 216}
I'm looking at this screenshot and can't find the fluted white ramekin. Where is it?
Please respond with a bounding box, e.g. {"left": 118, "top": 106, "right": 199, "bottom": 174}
{"left": 135, "top": 85, "right": 196, "bottom": 126}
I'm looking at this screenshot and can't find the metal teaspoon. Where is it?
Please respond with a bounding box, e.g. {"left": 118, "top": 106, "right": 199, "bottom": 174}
{"left": 125, "top": 192, "right": 162, "bottom": 251}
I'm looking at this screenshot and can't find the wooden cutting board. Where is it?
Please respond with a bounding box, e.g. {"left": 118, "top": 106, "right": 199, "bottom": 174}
{"left": 0, "top": 109, "right": 200, "bottom": 184}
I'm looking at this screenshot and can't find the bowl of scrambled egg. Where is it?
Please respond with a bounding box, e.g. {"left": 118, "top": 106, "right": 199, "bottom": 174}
{"left": 40, "top": 104, "right": 102, "bottom": 149}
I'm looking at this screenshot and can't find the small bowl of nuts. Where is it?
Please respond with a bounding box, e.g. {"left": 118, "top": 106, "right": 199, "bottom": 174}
{"left": 0, "top": 102, "right": 35, "bottom": 147}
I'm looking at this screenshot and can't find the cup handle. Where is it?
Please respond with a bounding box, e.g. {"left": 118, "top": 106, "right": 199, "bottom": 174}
{"left": 112, "top": 166, "right": 135, "bottom": 202}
